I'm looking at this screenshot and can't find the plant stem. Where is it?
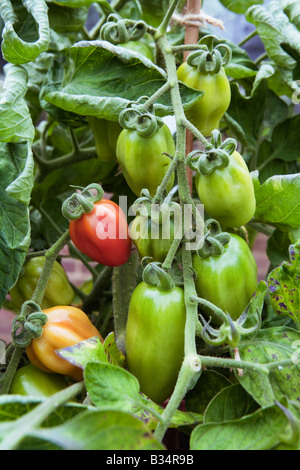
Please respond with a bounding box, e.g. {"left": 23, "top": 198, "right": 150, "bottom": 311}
{"left": 34, "top": 146, "right": 97, "bottom": 172}
{"left": 153, "top": 32, "right": 203, "bottom": 442}
{"left": 112, "top": 251, "right": 139, "bottom": 354}
{"left": 0, "top": 381, "right": 85, "bottom": 450}
{"left": 0, "top": 230, "right": 70, "bottom": 395}
{"left": 82, "top": 266, "right": 113, "bottom": 313}
{"left": 155, "top": 0, "right": 180, "bottom": 38}
{"left": 191, "top": 294, "right": 228, "bottom": 323}
{"left": 0, "top": 347, "right": 23, "bottom": 395}
{"left": 254, "top": 51, "right": 268, "bottom": 65}
{"left": 143, "top": 82, "right": 171, "bottom": 111}
{"left": 200, "top": 354, "right": 269, "bottom": 374}
{"left": 31, "top": 230, "right": 71, "bottom": 306}
{"left": 238, "top": 29, "right": 257, "bottom": 47}
{"left": 162, "top": 236, "right": 182, "bottom": 270}
{"left": 172, "top": 44, "right": 204, "bottom": 53}
{"left": 183, "top": 116, "right": 210, "bottom": 148}
{"left": 153, "top": 152, "right": 179, "bottom": 203}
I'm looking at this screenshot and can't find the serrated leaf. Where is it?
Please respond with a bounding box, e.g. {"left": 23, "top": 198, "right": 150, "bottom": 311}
{"left": 267, "top": 241, "right": 300, "bottom": 327}
{"left": 42, "top": 40, "right": 203, "bottom": 121}
{"left": 253, "top": 172, "right": 300, "bottom": 230}
{"left": 27, "top": 409, "right": 164, "bottom": 450}
{"left": 224, "top": 65, "right": 275, "bottom": 152}
{"left": 0, "top": 142, "right": 32, "bottom": 307}
{"left": 0, "top": 0, "right": 50, "bottom": 65}
{"left": 185, "top": 370, "right": 232, "bottom": 414}
{"left": 204, "top": 384, "right": 258, "bottom": 424}
{"left": 246, "top": 4, "right": 296, "bottom": 70}
{"left": 235, "top": 326, "right": 300, "bottom": 406}
{"left": 56, "top": 336, "right": 109, "bottom": 370}
{"left": 282, "top": 0, "right": 300, "bottom": 30}
{"left": 271, "top": 115, "right": 300, "bottom": 163}
{"left": 56, "top": 333, "right": 126, "bottom": 370}
{"left": 84, "top": 362, "right": 140, "bottom": 411}
{"left": 0, "top": 64, "right": 35, "bottom": 143}
{"left": 190, "top": 403, "right": 290, "bottom": 450}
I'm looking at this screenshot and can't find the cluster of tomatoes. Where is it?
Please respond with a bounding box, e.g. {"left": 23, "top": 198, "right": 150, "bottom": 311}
{"left": 10, "top": 48, "right": 258, "bottom": 406}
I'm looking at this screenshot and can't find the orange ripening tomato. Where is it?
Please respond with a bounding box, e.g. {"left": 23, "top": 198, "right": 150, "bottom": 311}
{"left": 69, "top": 199, "right": 131, "bottom": 267}
{"left": 26, "top": 306, "right": 102, "bottom": 381}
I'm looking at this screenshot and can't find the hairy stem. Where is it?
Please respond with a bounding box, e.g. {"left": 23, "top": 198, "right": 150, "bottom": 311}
{"left": 0, "top": 381, "right": 85, "bottom": 450}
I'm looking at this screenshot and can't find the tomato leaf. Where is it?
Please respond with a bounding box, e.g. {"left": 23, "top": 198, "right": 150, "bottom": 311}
{"left": 41, "top": 40, "right": 203, "bottom": 121}
{"left": 84, "top": 362, "right": 140, "bottom": 411}
{"left": 253, "top": 172, "right": 300, "bottom": 231}
{"left": 0, "top": 64, "right": 34, "bottom": 306}
{"left": 0, "top": 0, "right": 50, "bottom": 65}
{"left": 27, "top": 409, "right": 164, "bottom": 450}
{"left": 246, "top": 4, "right": 297, "bottom": 70}
{"left": 234, "top": 326, "right": 300, "bottom": 407}
{"left": 204, "top": 383, "right": 259, "bottom": 424}
{"left": 190, "top": 403, "right": 292, "bottom": 450}
{"left": 56, "top": 336, "right": 109, "bottom": 370}
{"left": 267, "top": 240, "right": 300, "bottom": 327}
{"left": 220, "top": 0, "right": 263, "bottom": 15}
{"left": 185, "top": 370, "right": 232, "bottom": 414}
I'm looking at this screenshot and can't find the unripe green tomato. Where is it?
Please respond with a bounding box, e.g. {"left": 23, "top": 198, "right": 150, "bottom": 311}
{"left": 177, "top": 63, "right": 231, "bottom": 136}
{"left": 195, "top": 150, "right": 256, "bottom": 228}
{"left": 116, "top": 123, "right": 175, "bottom": 197}
{"left": 89, "top": 117, "right": 122, "bottom": 162}
{"left": 192, "top": 234, "right": 258, "bottom": 324}
{"left": 10, "top": 363, "right": 68, "bottom": 398}
{"left": 125, "top": 282, "right": 186, "bottom": 404}
{"left": 119, "top": 40, "right": 154, "bottom": 61}
{"left": 130, "top": 216, "right": 175, "bottom": 263}
{"left": 10, "top": 256, "right": 74, "bottom": 310}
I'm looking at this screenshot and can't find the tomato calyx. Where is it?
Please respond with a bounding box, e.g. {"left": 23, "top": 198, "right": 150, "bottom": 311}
{"left": 142, "top": 261, "right": 175, "bottom": 291}
{"left": 187, "top": 129, "right": 236, "bottom": 176}
{"left": 100, "top": 14, "right": 147, "bottom": 45}
{"left": 11, "top": 301, "right": 48, "bottom": 348}
{"left": 186, "top": 34, "right": 232, "bottom": 74}
{"left": 61, "top": 183, "right": 104, "bottom": 221}
{"left": 197, "top": 219, "right": 231, "bottom": 258}
{"left": 192, "top": 294, "right": 260, "bottom": 348}
{"left": 119, "top": 102, "right": 163, "bottom": 138}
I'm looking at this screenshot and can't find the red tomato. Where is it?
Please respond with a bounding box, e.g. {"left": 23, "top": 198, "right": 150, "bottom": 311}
{"left": 69, "top": 199, "right": 131, "bottom": 267}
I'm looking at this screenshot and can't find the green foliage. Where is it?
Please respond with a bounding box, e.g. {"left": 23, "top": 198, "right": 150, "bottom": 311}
{"left": 0, "top": 0, "right": 300, "bottom": 451}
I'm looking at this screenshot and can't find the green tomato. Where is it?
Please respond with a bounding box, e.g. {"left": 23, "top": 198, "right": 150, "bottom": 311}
{"left": 130, "top": 216, "right": 175, "bottom": 263}
{"left": 195, "top": 150, "right": 256, "bottom": 228}
{"left": 119, "top": 40, "right": 154, "bottom": 61}
{"left": 116, "top": 123, "right": 175, "bottom": 197}
{"left": 10, "top": 256, "right": 74, "bottom": 310}
{"left": 89, "top": 117, "right": 122, "bottom": 162}
{"left": 125, "top": 282, "right": 186, "bottom": 404}
{"left": 192, "top": 234, "right": 258, "bottom": 324}
{"left": 177, "top": 62, "right": 231, "bottom": 136}
{"left": 10, "top": 363, "right": 68, "bottom": 398}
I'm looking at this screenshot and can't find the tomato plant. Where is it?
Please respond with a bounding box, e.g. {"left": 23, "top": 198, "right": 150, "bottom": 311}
{"left": 193, "top": 233, "right": 258, "bottom": 323}
{"left": 10, "top": 256, "right": 74, "bottom": 310}
{"left": 26, "top": 306, "right": 102, "bottom": 381}
{"left": 88, "top": 117, "right": 122, "bottom": 162}
{"left": 0, "top": 0, "right": 300, "bottom": 453}
{"left": 116, "top": 122, "right": 176, "bottom": 197}
{"left": 125, "top": 270, "right": 186, "bottom": 404}
{"left": 177, "top": 62, "right": 231, "bottom": 137}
